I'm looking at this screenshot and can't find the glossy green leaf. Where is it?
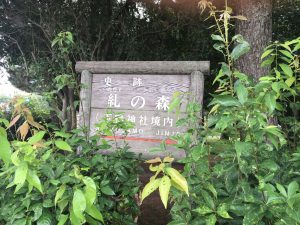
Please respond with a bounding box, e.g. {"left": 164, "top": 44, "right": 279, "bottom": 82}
{"left": 285, "top": 77, "right": 295, "bottom": 87}
{"left": 279, "top": 63, "right": 293, "bottom": 77}
{"left": 211, "top": 34, "right": 224, "bottom": 42}
{"left": 234, "top": 81, "right": 248, "bottom": 104}
{"left": 37, "top": 213, "right": 52, "bottom": 225}
{"left": 170, "top": 180, "right": 185, "bottom": 192}
{"left": 166, "top": 168, "right": 189, "bottom": 196}
{"left": 55, "top": 131, "right": 72, "bottom": 138}
{"left": 231, "top": 40, "right": 250, "bottom": 61}
{"left": 213, "top": 63, "right": 231, "bottom": 84}
{"left": 58, "top": 199, "right": 69, "bottom": 214}
{"left": 55, "top": 140, "right": 72, "bottom": 151}
{"left": 0, "top": 118, "right": 9, "bottom": 128}
{"left": 0, "top": 135, "right": 11, "bottom": 165}
{"left": 213, "top": 95, "right": 240, "bottom": 107}
{"left": 293, "top": 42, "right": 300, "bottom": 52}
{"left": 205, "top": 214, "right": 217, "bottom": 225}
{"left": 159, "top": 175, "right": 171, "bottom": 209}
{"left": 141, "top": 178, "right": 161, "bottom": 202}
{"left": 14, "top": 218, "right": 27, "bottom": 225}
{"left": 279, "top": 49, "right": 294, "bottom": 59}
{"left": 206, "top": 183, "right": 218, "bottom": 198}
{"left": 83, "top": 177, "right": 97, "bottom": 207}
{"left": 261, "top": 49, "right": 274, "bottom": 59}
{"left": 168, "top": 96, "right": 181, "bottom": 113}
{"left": 57, "top": 214, "right": 68, "bottom": 225}
{"left": 201, "top": 190, "right": 215, "bottom": 210}
{"left": 261, "top": 55, "right": 275, "bottom": 67}
{"left": 72, "top": 189, "right": 86, "bottom": 221}
{"left": 276, "top": 183, "right": 287, "bottom": 198}
{"left": 213, "top": 43, "right": 225, "bottom": 53}
{"left": 32, "top": 204, "right": 43, "bottom": 221}
{"left": 243, "top": 207, "right": 264, "bottom": 225}
{"left": 85, "top": 215, "right": 99, "bottom": 225}
{"left": 55, "top": 184, "right": 66, "bottom": 206}
{"left": 70, "top": 209, "right": 82, "bottom": 225}
{"left": 28, "top": 131, "right": 46, "bottom": 144}
{"left": 288, "top": 181, "right": 299, "bottom": 198}
{"left": 101, "top": 186, "right": 115, "bottom": 196}
{"left": 265, "top": 92, "right": 277, "bottom": 113}
{"left": 217, "top": 204, "right": 232, "bottom": 219}
{"left": 14, "top": 162, "right": 28, "bottom": 186}
{"left": 0, "top": 127, "right": 7, "bottom": 137}
{"left": 193, "top": 205, "right": 213, "bottom": 215}
{"left": 86, "top": 205, "right": 104, "bottom": 223}
{"left": 27, "top": 170, "right": 43, "bottom": 193}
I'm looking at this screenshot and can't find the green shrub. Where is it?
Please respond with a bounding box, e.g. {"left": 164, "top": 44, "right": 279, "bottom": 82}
{"left": 0, "top": 108, "right": 141, "bottom": 225}
{"left": 164, "top": 2, "right": 300, "bottom": 225}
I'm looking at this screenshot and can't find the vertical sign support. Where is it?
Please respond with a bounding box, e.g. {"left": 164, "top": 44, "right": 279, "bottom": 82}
{"left": 78, "top": 70, "right": 93, "bottom": 136}
{"left": 190, "top": 71, "right": 205, "bottom": 116}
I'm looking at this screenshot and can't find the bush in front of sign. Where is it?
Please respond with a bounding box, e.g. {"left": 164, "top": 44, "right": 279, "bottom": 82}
{"left": 0, "top": 101, "right": 142, "bottom": 225}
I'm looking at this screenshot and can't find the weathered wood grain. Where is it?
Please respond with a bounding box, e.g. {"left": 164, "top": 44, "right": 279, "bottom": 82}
{"left": 89, "top": 108, "right": 186, "bottom": 159}
{"left": 90, "top": 108, "right": 184, "bottom": 139}
{"left": 78, "top": 70, "right": 92, "bottom": 133}
{"left": 96, "top": 140, "right": 185, "bottom": 159}
{"left": 91, "top": 74, "right": 190, "bottom": 111}
{"left": 75, "top": 61, "right": 210, "bottom": 75}
{"left": 190, "top": 71, "right": 204, "bottom": 115}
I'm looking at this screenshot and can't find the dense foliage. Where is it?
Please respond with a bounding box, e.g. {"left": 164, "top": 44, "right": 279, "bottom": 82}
{"left": 145, "top": 2, "right": 300, "bottom": 224}
{"left": 0, "top": 105, "right": 141, "bottom": 225}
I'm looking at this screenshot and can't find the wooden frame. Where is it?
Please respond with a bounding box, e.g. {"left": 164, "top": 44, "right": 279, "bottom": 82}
{"left": 76, "top": 61, "right": 210, "bottom": 75}
{"left": 76, "top": 61, "right": 209, "bottom": 158}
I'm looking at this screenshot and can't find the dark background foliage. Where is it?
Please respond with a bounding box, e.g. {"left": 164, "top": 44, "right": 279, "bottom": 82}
{"left": 1, "top": 0, "right": 299, "bottom": 93}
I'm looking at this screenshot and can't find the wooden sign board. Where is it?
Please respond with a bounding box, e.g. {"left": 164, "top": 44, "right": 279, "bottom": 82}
{"left": 75, "top": 61, "right": 209, "bottom": 159}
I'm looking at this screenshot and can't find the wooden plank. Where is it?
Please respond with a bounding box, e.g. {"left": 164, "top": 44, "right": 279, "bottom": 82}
{"left": 95, "top": 140, "right": 185, "bottom": 159}
{"left": 75, "top": 61, "right": 210, "bottom": 75}
{"left": 91, "top": 74, "right": 190, "bottom": 111}
{"left": 78, "top": 70, "right": 93, "bottom": 133}
{"left": 89, "top": 108, "right": 184, "bottom": 139}
{"left": 89, "top": 108, "right": 186, "bottom": 159}
{"left": 190, "top": 71, "right": 205, "bottom": 114}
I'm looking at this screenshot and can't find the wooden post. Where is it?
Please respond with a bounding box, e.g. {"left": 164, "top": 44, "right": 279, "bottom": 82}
{"left": 190, "top": 71, "right": 205, "bottom": 113}
{"left": 78, "top": 70, "right": 93, "bottom": 135}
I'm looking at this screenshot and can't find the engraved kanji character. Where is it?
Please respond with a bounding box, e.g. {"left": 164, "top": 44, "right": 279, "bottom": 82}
{"left": 151, "top": 116, "right": 161, "bottom": 126}
{"left": 107, "top": 94, "right": 120, "bottom": 108}
{"left": 133, "top": 77, "right": 142, "bottom": 87}
{"left": 156, "top": 95, "right": 170, "bottom": 111}
{"left": 139, "top": 115, "right": 147, "bottom": 126}
{"left": 104, "top": 76, "right": 112, "bottom": 86}
{"left": 127, "top": 115, "right": 136, "bottom": 123}
{"left": 163, "top": 117, "right": 173, "bottom": 127}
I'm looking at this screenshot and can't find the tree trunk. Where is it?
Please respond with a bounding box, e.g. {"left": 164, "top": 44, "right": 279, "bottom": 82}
{"left": 235, "top": 0, "right": 273, "bottom": 80}
{"left": 101, "top": 0, "right": 113, "bottom": 60}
